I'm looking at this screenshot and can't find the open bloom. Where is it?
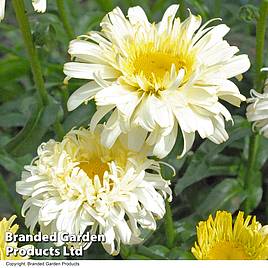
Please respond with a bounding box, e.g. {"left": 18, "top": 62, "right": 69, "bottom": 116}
{"left": 0, "top": 215, "right": 31, "bottom": 260}
{"left": 64, "top": 5, "right": 250, "bottom": 158}
{"left": 0, "top": 0, "right": 46, "bottom": 21}
{"left": 16, "top": 126, "right": 171, "bottom": 255}
{"left": 247, "top": 69, "right": 268, "bottom": 138}
{"left": 192, "top": 211, "right": 268, "bottom": 260}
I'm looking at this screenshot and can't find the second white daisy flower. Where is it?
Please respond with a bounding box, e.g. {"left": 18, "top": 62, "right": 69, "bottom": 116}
{"left": 16, "top": 126, "right": 171, "bottom": 256}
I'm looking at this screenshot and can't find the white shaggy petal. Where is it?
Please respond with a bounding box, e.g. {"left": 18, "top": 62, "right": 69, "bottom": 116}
{"left": 128, "top": 6, "right": 150, "bottom": 27}
{"left": 247, "top": 88, "right": 268, "bottom": 138}
{"left": 32, "top": 0, "right": 46, "bottom": 13}
{"left": 64, "top": 62, "right": 120, "bottom": 80}
{"left": 0, "top": 0, "right": 5, "bottom": 21}
{"left": 67, "top": 81, "right": 101, "bottom": 111}
{"left": 68, "top": 39, "right": 107, "bottom": 64}
{"left": 220, "top": 54, "right": 251, "bottom": 79}
{"left": 157, "top": 4, "right": 179, "bottom": 34}
{"left": 178, "top": 130, "right": 195, "bottom": 158}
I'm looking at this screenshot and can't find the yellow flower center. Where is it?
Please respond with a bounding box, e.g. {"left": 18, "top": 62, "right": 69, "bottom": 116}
{"left": 79, "top": 159, "right": 109, "bottom": 180}
{"left": 133, "top": 52, "right": 186, "bottom": 82}
{"left": 207, "top": 241, "right": 250, "bottom": 260}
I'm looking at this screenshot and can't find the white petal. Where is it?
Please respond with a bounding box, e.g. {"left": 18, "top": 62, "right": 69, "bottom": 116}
{"left": 128, "top": 6, "right": 150, "bottom": 27}
{"left": 68, "top": 39, "right": 107, "bottom": 64}
{"left": 119, "top": 126, "right": 148, "bottom": 152}
{"left": 208, "top": 116, "right": 228, "bottom": 144}
{"left": 95, "top": 84, "right": 140, "bottom": 118}
{"left": 32, "top": 0, "right": 46, "bottom": 13}
{"left": 101, "top": 110, "right": 122, "bottom": 148}
{"left": 178, "top": 130, "right": 195, "bottom": 158}
{"left": 63, "top": 62, "right": 120, "bottom": 80}
{"left": 151, "top": 123, "right": 178, "bottom": 158}
{"left": 157, "top": 4, "right": 179, "bottom": 34}
{"left": 90, "top": 105, "right": 115, "bottom": 132}
{"left": 150, "top": 95, "right": 174, "bottom": 129}
{"left": 67, "top": 81, "right": 101, "bottom": 111}
{"left": 220, "top": 54, "right": 250, "bottom": 78}
{"left": 0, "top": 0, "right": 5, "bottom": 21}
{"left": 181, "top": 10, "right": 202, "bottom": 40}
{"left": 116, "top": 220, "right": 132, "bottom": 244}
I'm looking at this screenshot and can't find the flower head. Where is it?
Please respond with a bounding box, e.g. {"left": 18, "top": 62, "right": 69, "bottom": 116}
{"left": 192, "top": 211, "right": 268, "bottom": 260}
{"left": 0, "top": 0, "right": 46, "bottom": 21}
{"left": 16, "top": 126, "right": 171, "bottom": 255}
{"left": 246, "top": 70, "right": 268, "bottom": 138}
{"left": 0, "top": 215, "right": 31, "bottom": 260}
{"left": 64, "top": 5, "right": 250, "bottom": 158}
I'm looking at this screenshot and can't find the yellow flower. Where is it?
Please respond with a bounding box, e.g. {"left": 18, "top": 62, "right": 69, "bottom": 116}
{"left": 0, "top": 215, "right": 30, "bottom": 260}
{"left": 192, "top": 211, "right": 268, "bottom": 260}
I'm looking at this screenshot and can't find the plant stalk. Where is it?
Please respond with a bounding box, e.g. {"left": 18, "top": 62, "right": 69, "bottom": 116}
{"left": 56, "top": 0, "right": 75, "bottom": 40}
{"left": 11, "top": 0, "right": 49, "bottom": 106}
{"left": 164, "top": 201, "right": 175, "bottom": 249}
{"left": 255, "top": 0, "right": 268, "bottom": 92}
{"left": 244, "top": 0, "right": 268, "bottom": 213}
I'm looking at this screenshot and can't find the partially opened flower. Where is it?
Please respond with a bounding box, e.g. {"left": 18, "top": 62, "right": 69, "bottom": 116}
{"left": 16, "top": 126, "right": 171, "bottom": 255}
{"left": 247, "top": 69, "right": 268, "bottom": 138}
{"left": 192, "top": 211, "right": 268, "bottom": 260}
{"left": 0, "top": 0, "right": 46, "bottom": 21}
{"left": 64, "top": 4, "right": 250, "bottom": 158}
{"left": 0, "top": 215, "right": 31, "bottom": 260}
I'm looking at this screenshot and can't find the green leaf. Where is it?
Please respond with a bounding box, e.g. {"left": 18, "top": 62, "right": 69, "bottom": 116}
{"left": 168, "top": 247, "right": 194, "bottom": 260}
{"left": 175, "top": 117, "right": 251, "bottom": 195}
{"left": 196, "top": 179, "right": 246, "bottom": 216}
{"left": 0, "top": 57, "right": 30, "bottom": 84}
{"left": 147, "top": 245, "right": 170, "bottom": 258}
{"left": 63, "top": 103, "right": 95, "bottom": 132}
{"left": 6, "top": 101, "right": 60, "bottom": 156}
{"left": 243, "top": 170, "right": 263, "bottom": 212}
{"left": 0, "top": 113, "right": 27, "bottom": 128}
{"left": 256, "top": 135, "right": 268, "bottom": 168}
{"left": 135, "top": 245, "right": 167, "bottom": 260}
{"left": 0, "top": 149, "right": 23, "bottom": 175}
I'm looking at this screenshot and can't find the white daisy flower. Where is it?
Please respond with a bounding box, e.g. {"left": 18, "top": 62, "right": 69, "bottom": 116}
{"left": 246, "top": 69, "right": 268, "bottom": 138}
{"left": 64, "top": 5, "right": 250, "bottom": 158}
{"left": 0, "top": 0, "right": 46, "bottom": 21}
{"left": 16, "top": 126, "right": 172, "bottom": 256}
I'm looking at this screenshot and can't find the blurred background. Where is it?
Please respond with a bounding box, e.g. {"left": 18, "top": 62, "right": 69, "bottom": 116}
{"left": 0, "top": 0, "right": 267, "bottom": 260}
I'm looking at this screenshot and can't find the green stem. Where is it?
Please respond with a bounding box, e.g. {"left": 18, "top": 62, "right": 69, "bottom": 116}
{"left": 56, "top": 0, "right": 74, "bottom": 40}
{"left": 178, "top": 0, "right": 187, "bottom": 21}
{"left": 54, "top": 119, "right": 65, "bottom": 140}
{"left": 164, "top": 201, "right": 175, "bottom": 249}
{"left": 0, "top": 174, "right": 21, "bottom": 216}
{"left": 243, "top": 0, "right": 268, "bottom": 213}
{"left": 255, "top": 0, "right": 268, "bottom": 91}
{"left": 11, "top": 0, "right": 49, "bottom": 106}
{"left": 244, "top": 135, "right": 260, "bottom": 213}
